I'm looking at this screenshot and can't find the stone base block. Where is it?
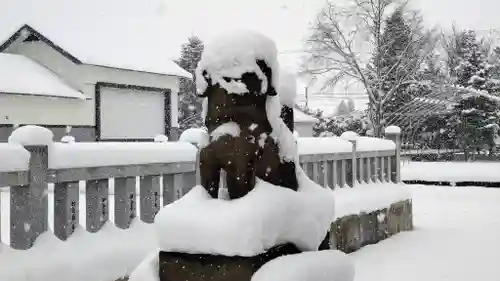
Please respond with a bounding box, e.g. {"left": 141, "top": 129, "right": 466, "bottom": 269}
{"left": 331, "top": 199, "right": 413, "bottom": 253}
{"left": 159, "top": 243, "right": 301, "bottom": 281}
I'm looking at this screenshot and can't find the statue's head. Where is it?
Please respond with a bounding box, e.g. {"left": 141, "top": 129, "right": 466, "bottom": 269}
{"left": 197, "top": 59, "right": 277, "bottom": 98}
{"left": 195, "top": 29, "right": 279, "bottom": 99}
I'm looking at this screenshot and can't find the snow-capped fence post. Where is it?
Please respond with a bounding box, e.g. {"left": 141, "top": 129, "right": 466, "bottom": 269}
{"left": 8, "top": 125, "right": 52, "bottom": 250}
{"left": 384, "top": 126, "right": 402, "bottom": 183}
{"left": 341, "top": 131, "right": 359, "bottom": 188}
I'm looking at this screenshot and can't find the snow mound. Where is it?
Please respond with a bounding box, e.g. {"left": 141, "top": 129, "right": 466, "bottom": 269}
{"left": 278, "top": 69, "right": 298, "bottom": 107}
{"left": 251, "top": 250, "right": 355, "bottom": 281}
{"left": 266, "top": 95, "right": 297, "bottom": 161}
{"left": 49, "top": 141, "right": 197, "bottom": 169}
{"left": 298, "top": 137, "right": 352, "bottom": 155}
{"left": 179, "top": 128, "right": 209, "bottom": 147}
{"left": 195, "top": 29, "right": 279, "bottom": 95}
{"left": 153, "top": 134, "right": 168, "bottom": 143}
{"left": 154, "top": 167, "right": 335, "bottom": 256}
{"left": 60, "top": 135, "right": 76, "bottom": 143}
{"left": 8, "top": 125, "right": 54, "bottom": 146}
{"left": 210, "top": 122, "right": 241, "bottom": 142}
{"left": 128, "top": 252, "right": 159, "bottom": 281}
{"left": 0, "top": 144, "right": 30, "bottom": 171}
{"left": 340, "top": 131, "right": 359, "bottom": 142}
{"left": 356, "top": 137, "right": 396, "bottom": 152}
{"left": 384, "top": 125, "right": 401, "bottom": 134}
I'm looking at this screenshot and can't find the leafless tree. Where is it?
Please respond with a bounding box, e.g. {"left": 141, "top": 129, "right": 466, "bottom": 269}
{"left": 302, "top": 0, "right": 437, "bottom": 137}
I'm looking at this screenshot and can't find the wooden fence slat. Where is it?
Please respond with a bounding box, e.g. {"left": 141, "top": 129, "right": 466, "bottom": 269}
{"left": 183, "top": 172, "right": 197, "bottom": 195}
{"left": 140, "top": 175, "right": 161, "bottom": 223}
{"left": 374, "top": 157, "right": 380, "bottom": 182}
{"left": 366, "top": 158, "right": 372, "bottom": 183}
{"left": 86, "top": 179, "right": 109, "bottom": 233}
{"left": 386, "top": 156, "right": 392, "bottom": 182}
{"left": 54, "top": 181, "right": 79, "bottom": 240}
{"left": 331, "top": 160, "right": 338, "bottom": 188}
{"left": 312, "top": 162, "right": 320, "bottom": 184}
{"left": 322, "top": 160, "right": 328, "bottom": 188}
{"left": 340, "top": 159, "right": 347, "bottom": 188}
{"left": 10, "top": 145, "right": 48, "bottom": 250}
{"left": 380, "top": 156, "right": 386, "bottom": 182}
{"left": 114, "top": 177, "right": 136, "bottom": 229}
{"left": 162, "top": 174, "right": 175, "bottom": 206}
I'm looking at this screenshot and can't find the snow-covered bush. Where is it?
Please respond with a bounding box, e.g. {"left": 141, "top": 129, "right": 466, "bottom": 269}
{"left": 313, "top": 113, "right": 370, "bottom": 137}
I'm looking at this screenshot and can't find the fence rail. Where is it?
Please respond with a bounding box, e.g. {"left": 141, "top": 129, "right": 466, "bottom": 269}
{"left": 0, "top": 125, "right": 401, "bottom": 251}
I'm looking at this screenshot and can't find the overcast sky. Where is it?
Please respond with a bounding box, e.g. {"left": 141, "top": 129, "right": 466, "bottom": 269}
{"left": 2, "top": 0, "right": 499, "bottom": 70}
{"left": 158, "top": 0, "right": 500, "bottom": 69}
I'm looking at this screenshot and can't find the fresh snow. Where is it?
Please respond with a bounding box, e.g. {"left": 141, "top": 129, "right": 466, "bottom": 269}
{"left": 49, "top": 141, "right": 197, "bottom": 169}
{"left": 266, "top": 95, "right": 297, "bottom": 161}
{"left": 384, "top": 125, "right": 401, "bottom": 134}
{"left": 340, "top": 131, "right": 359, "bottom": 142}
{"left": 1, "top": 179, "right": 411, "bottom": 281}
{"left": 0, "top": 143, "right": 30, "bottom": 171}
{"left": 8, "top": 125, "right": 54, "bottom": 146}
{"left": 278, "top": 69, "right": 298, "bottom": 107}
{"left": 402, "top": 161, "right": 500, "bottom": 183}
{"left": 251, "top": 250, "right": 355, "bottom": 281}
{"left": 355, "top": 137, "right": 396, "bottom": 152}
{"left": 127, "top": 252, "right": 159, "bottom": 281}
{"left": 195, "top": 29, "right": 279, "bottom": 95}
{"left": 298, "top": 137, "right": 353, "bottom": 155}
{"left": 351, "top": 185, "right": 500, "bottom": 281}
{"left": 333, "top": 182, "right": 410, "bottom": 219}
{"left": 154, "top": 167, "right": 335, "bottom": 256}
{"left": 60, "top": 135, "right": 76, "bottom": 143}
{"left": 0, "top": 53, "right": 88, "bottom": 99}
{"left": 153, "top": 134, "right": 168, "bottom": 143}
{"left": 0, "top": 187, "right": 157, "bottom": 281}
{"left": 209, "top": 122, "right": 241, "bottom": 142}
{"left": 179, "top": 127, "right": 209, "bottom": 147}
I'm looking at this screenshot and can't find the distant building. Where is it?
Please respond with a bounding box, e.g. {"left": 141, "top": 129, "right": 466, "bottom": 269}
{"left": 0, "top": 3, "right": 190, "bottom": 142}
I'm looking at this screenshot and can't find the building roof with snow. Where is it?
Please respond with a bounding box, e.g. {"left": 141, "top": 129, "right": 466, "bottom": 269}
{"left": 0, "top": 53, "right": 87, "bottom": 99}
{"left": 0, "top": 0, "right": 191, "bottom": 78}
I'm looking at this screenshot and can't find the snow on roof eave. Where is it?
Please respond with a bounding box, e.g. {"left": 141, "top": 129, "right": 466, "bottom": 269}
{"left": 0, "top": 91, "right": 90, "bottom": 100}
{"left": 84, "top": 62, "right": 192, "bottom": 80}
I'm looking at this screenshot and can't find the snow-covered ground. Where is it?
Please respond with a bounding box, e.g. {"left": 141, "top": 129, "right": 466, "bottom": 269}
{"left": 402, "top": 161, "right": 500, "bottom": 183}
{"left": 352, "top": 184, "right": 500, "bottom": 281}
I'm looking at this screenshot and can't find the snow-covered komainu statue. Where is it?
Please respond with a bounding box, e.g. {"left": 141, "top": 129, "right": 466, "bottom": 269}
{"left": 196, "top": 32, "right": 298, "bottom": 199}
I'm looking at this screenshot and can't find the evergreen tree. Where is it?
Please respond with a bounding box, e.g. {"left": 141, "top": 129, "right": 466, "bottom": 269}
{"left": 337, "top": 100, "right": 350, "bottom": 115}
{"left": 448, "top": 94, "right": 500, "bottom": 159}
{"left": 453, "top": 30, "right": 498, "bottom": 93}
{"left": 374, "top": 8, "right": 415, "bottom": 117}
{"left": 177, "top": 36, "right": 204, "bottom": 132}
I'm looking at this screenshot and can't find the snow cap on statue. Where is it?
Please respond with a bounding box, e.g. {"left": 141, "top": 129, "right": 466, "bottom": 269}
{"left": 195, "top": 29, "right": 280, "bottom": 96}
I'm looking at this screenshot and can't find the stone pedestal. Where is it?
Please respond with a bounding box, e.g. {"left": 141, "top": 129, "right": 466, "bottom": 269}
{"left": 159, "top": 243, "right": 301, "bottom": 281}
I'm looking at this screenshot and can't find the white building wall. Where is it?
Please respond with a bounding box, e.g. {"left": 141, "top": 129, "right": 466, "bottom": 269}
{"left": 0, "top": 94, "right": 89, "bottom": 125}
{"left": 4, "top": 41, "right": 180, "bottom": 127}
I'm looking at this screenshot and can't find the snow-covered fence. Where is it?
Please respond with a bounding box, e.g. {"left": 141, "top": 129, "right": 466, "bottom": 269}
{"left": 0, "top": 125, "right": 401, "bottom": 251}
{"left": 0, "top": 126, "right": 197, "bottom": 250}
{"left": 298, "top": 126, "right": 401, "bottom": 187}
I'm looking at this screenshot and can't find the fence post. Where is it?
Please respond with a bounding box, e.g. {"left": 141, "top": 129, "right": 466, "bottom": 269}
{"left": 8, "top": 125, "right": 52, "bottom": 249}
{"left": 341, "top": 131, "right": 359, "bottom": 187}
{"left": 384, "top": 126, "right": 401, "bottom": 183}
